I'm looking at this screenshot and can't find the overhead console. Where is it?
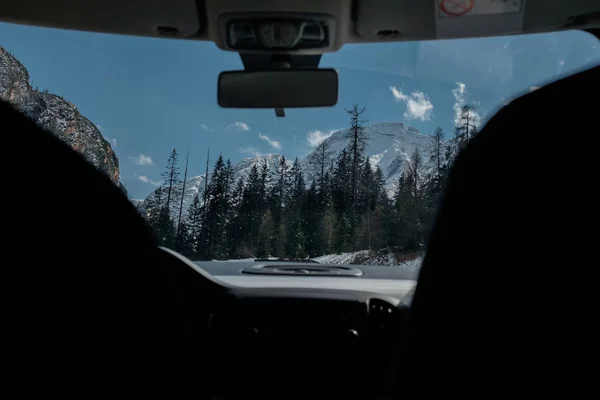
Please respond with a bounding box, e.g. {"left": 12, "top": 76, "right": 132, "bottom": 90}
{"left": 218, "top": 13, "right": 337, "bottom": 52}
{"left": 205, "top": 0, "right": 352, "bottom": 53}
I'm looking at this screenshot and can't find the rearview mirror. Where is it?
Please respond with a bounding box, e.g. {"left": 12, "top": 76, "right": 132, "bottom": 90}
{"left": 218, "top": 69, "right": 338, "bottom": 108}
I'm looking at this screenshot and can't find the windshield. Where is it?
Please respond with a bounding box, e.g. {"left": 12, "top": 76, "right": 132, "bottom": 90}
{"left": 1, "top": 23, "right": 598, "bottom": 271}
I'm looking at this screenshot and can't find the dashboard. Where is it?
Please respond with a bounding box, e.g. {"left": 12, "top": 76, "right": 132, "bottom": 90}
{"left": 162, "top": 248, "right": 416, "bottom": 399}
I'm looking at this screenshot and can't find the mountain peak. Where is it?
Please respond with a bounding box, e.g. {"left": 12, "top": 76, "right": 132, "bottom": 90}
{"left": 316, "top": 121, "right": 435, "bottom": 189}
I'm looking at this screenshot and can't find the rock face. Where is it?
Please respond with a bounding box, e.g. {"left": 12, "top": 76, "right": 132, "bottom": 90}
{"left": 0, "top": 45, "right": 119, "bottom": 185}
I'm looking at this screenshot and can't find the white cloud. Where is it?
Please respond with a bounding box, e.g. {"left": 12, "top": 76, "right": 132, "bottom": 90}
{"left": 529, "top": 85, "right": 540, "bottom": 92}
{"left": 559, "top": 60, "right": 565, "bottom": 66}
{"left": 389, "top": 86, "right": 434, "bottom": 121}
{"left": 227, "top": 121, "right": 251, "bottom": 131}
{"left": 97, "top": 124, "right": 105, "bottom": 132}
{"left": 451, "top": 82, "right": 482, "bottom": 128}
{"left": 129, "top": 153, "right": 153, "bottom": 166}
{"left": 258, "top": 133, "right": 282, "bottom": 150}
{"left": 240, "top": 146, "right": 263, "bottom": 157}
{"left": 138, "top": 175, "right": 161, "bottom": 186}
{"left": 200, "top": 124, "right": 209, "bottom": 131}
{"left": 307, "top": 129, "right": 336, "bottom": 147}
{"left": 110, "top": 138, "right": 118, "bottom": 147}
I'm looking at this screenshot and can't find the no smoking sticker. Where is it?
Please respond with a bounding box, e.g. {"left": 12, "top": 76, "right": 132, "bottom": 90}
{"left": 439, "top": 0, "right": 522, "bottom": 18}
{"left": 440, "top": 0, "right": 474, "bottom": 16}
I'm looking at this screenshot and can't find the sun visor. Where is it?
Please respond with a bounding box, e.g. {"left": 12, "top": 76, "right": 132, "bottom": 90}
{"left": 355, "top": 0, "right": 527, "bottom": 41}
{"left": 355, "top": 0, "right": 437, "bottom": 41}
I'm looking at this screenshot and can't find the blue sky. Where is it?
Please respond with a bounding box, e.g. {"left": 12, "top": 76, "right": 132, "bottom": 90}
{"left": 0, "top": 22, "right": 598, "bottom": 199}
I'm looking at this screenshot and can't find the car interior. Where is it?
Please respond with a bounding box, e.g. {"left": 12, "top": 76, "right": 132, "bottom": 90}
{"left": 2, "top": 1, "right": 598, "bottom": 399}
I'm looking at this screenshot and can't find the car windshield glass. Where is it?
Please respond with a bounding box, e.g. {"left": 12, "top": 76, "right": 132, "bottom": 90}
{"left": 1, "top": 23, "right": 598, "bottom": 275}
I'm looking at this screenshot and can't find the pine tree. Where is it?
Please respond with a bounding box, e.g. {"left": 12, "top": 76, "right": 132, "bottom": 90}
{"left": 257, "top": 210, "right": 275, "bottom": 258}
{"left": 290, "top": 158, "right": 306, "bottom": 201}
{"left": 197, "top": 154, "right": 233, "bottom": 259}
{"left": 303, "top": 180, "right": 322, "bottom": 257}
{"left": 331, "top": 149, "right": 353, "bottom": 214}
{"left": 142, "top": 186, "right": 164, "bottom": 232}
{"left": 227, "top": 177, "right": 245, "bottom": 258}
{"left": 408, "top": 147, "right": 424, "bottom": 198}
{"left": 275, "top": 220, "right": 287, "bottom": 258}
{"left": 321, "top": 207, "right": 337, "bottom": 254}
{"left": 344, "top": 105, "right": 369, "bottom": 205}
{"left": 283, "top": 158, "right": 307, "bottom": 257}
{"left": 373, "top": 166, "right": 388, "bottom": 207}
{"left": 393, "top": 148, "right": 427, "bottom": 251}
{"left": 454, "top": 105, "right": 477, "bottom": 151}
{"left": 357, "top": 158, "right": 373, "bottom": 214}
{"left": 156, "top": 206, "right": 176, "bottom": 247}
{"left": 176, "top": 150, "right": 190, "bottom": 250}
{"left": 293, "top": 220, "right": 308, "bottom": 258}
{"left": 308, "top": 139, "right": 333, "bottom": 192}
{"left": 238, "top": 164, "right": 267, "bottom": 254}
{"left": 160, "top": 149, "right": 181, "bottom": 215}
{"left": 273, "top": 156, "right": 292, "bottom": 219}
{"left": 428, "top": 127, "right": 445, "bottom": 178}
{"left": 185, "top": 194, "right": 203, "bottom": 256}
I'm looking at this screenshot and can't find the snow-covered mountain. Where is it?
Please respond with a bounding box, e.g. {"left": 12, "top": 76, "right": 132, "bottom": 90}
{"left": 0, "top": 45, "right": 120, "bottom": 185}
{"left": 155, "top": 154, "right": 289, "bottom": 216}
{"left": 141, "top": 122, "right": 436, "bottom": 216}
{"left": 303, "top": 122, "right": 436, "bottom": 193}
{"left": 231, "top": 153, "right": 288, "bottom": 184}
{"left": 169, "top": 175, "right": 207, "bottom": 217}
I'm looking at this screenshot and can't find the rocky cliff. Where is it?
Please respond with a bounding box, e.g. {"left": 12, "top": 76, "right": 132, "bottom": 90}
{"left": 0, "top": 45, "right": 119, "bottom": 184}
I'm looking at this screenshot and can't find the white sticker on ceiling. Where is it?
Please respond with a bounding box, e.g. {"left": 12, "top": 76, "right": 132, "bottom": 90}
{"left": 438, "top": 0, "right": 522, "bottom": 18}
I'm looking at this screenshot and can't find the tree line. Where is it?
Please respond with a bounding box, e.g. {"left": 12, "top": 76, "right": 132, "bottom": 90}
{"left": 139, "top": 104, "right": 479, "bottom": 260}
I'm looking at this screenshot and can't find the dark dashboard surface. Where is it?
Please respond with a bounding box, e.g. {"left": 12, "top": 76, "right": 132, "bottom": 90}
{"left": 163, "top": 249, "right": 414, "bottom": 399}
{"left": 195, "top": 260, "right": 420, "bottom": 280}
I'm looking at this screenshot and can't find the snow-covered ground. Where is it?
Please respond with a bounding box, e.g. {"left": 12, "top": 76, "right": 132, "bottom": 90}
{"left": 223, "top": 250, "right": 423, "bottom": 270}
{"left": 315, "top": 250, "right": 423, "bottom": 268}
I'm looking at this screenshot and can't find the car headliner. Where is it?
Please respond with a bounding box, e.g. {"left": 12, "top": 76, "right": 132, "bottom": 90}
{"left": 0, "top": 0, "right": 598, "bottom": 51}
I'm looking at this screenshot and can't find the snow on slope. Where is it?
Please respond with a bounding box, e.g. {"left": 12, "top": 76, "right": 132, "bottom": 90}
{"left": 177, "top": 175, "right": 206, "bottom": 215}
{"left": 315, "top": 250, "right": 423, "bottom": 279}
{"left": 303, "top": 122, "right": 436, "bottom": 194}
{"left": 140, "top": 154, "right": 289, "bottom": 214}
{"left": 315, "top": 250, "right": 423, "bottom": 268}
{"left": 231, "top": 153, "right": 289, "bottom": 184}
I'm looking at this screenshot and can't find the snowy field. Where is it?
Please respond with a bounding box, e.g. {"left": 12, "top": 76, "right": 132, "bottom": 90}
{"left": 225, "top": 250, "right": 423, "bottom": 272}
{"left": 314, "top": 250, "right": 422, "bottom": 269}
